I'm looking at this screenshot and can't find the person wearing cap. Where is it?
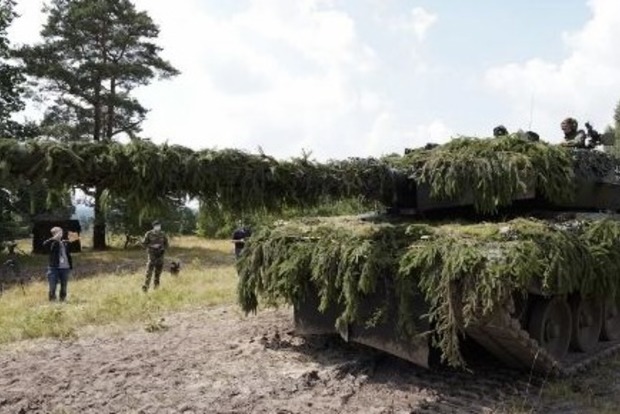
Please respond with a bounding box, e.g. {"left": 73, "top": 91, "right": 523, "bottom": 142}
{"left": 42, "top": 226, "right": 77, "bottom": 301}
{"left": 141, "top": 220, "right": 169, "bottom": 292}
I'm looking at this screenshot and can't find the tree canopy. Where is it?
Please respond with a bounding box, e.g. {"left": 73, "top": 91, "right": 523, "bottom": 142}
{"left": 0, "top": 0, "right": 30, "bottom": 139}
{"left": 16, "top": 0, "right": 179, "bottom": 249}
{"left": 18, "top": 0, "right": 179, "bottom": 142}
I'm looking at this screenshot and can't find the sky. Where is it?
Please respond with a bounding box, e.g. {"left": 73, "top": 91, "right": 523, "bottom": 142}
{"left": 7, "top": 0, "right": 620, "bottom": 160}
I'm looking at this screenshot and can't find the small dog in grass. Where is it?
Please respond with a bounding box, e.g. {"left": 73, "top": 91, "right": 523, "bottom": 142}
{"left": 169, "top": 260, "right": 181, "bottom": 276}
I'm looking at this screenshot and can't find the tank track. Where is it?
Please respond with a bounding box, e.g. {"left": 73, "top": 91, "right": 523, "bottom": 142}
{"left": 466, "top": 308, "right": 620, "bottom": 376}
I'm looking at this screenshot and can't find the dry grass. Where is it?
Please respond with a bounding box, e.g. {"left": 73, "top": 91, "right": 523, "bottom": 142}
{"left": 0, "top": 236, "right": 239, "bottom": 345}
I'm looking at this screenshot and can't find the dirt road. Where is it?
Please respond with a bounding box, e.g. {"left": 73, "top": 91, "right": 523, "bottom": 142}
{"left": 0, "top": 305, "right": 616, "bottom": 414}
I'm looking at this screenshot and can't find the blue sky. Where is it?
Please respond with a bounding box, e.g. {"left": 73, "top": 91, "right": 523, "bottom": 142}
{"left": 8, "top": 0, "right": 620, "bottom": 160}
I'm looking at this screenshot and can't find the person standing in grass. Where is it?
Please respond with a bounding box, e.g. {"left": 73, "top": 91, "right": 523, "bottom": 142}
{"left": 43, "top": 226, "right": 75, "bottom": 302}
{"left": 232, "top": 221, "right": 251, "bottom": 259}
{"left": 142, "top": 220, "right": 169, "bottom": 292}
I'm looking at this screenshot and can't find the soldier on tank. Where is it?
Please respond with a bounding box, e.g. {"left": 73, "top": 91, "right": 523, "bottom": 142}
{"left": 524, "top": 130, "right": 540, "bottom": 142}
{"left": 516, "top": 129, "right": 540, "bottom": 142}
{"left": 493, "top": 125, "right": 509, "bottom": 137}
{"left": 494, "top": 124, "right": 540, "bottom": 142}
{"left": 141, "top": 220, "right": 169, "bottom": 292}
{"left": 560, "top": 117, "right": 587, "bottom": 148}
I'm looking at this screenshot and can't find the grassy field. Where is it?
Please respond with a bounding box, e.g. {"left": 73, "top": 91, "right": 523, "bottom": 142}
{"left": 0, "top": 236, "right": 239, "bottom": 345}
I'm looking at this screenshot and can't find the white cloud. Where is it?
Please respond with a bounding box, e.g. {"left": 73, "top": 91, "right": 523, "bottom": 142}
{"left": 366, "top": 112, "right": 453, "bottom": 155}
{"left": 409, "top": 7, "right": 437, "bottom": 41}
{"left": 422, "top": 120, "right": 454, "bottom": 143}
{"left": 8, "top": 0, "right": 443, "bottom": 160}
{"left": 6, "top": 1, "right": 45, "bottom": 45}
{"left": 485, "top": 0, "right": 620, "bottom": 142}
{"left": 128, "top": 0, "right": 384, "bottom": 159}
{"left": 389, "top": 7, "right": 437, "bottom": 41}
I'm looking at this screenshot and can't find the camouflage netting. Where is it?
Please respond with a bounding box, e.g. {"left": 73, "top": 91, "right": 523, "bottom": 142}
{"left": 237, "top": 216, "right": 620, "bottom": 368}
{"left": 393, "top": 136, "right": 618, "bottom": 213}
{"left": 229, "top": 136, "right": 620, "bottom": 367}
{"left": 0, "top": 139, "right": 394, "bottom": 213}
{"left": 1, "top": 136, "right": 618, "bottom": 214}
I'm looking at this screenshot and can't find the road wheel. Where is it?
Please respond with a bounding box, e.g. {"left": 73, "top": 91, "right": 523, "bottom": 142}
{"left": 569, "top": 295, "right": 602, "bottom": 352}
{"left": 528, "top": 296, "right": 572, "bottom": 360}
{"left": 601, "top": 296, "right": 620, "bottom": 341}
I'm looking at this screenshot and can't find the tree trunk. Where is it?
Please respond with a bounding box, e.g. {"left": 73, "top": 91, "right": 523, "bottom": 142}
{"left": 94, "top": 81, "right": 102, "bottom": 142}
{"left": 106, "top": 78, "right": 116, "bottom": 140}
{"left": 93, "top": 186, "right": 107, "bottom": 250}
{"left": 92, "top": 79, "right": 107, "bottom": 250}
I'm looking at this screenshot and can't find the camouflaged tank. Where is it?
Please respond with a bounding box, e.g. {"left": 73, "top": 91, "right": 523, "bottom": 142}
{"left": 237, "top": 133, "right": 620, "bottom": 375}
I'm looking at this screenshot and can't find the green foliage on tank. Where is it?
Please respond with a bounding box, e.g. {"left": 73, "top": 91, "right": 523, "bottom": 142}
{"left": 237, "top": 215, "right": 620, "bottom": 368}
{"left": 1, "top": 135, "right": 616, "bottom": 215}
{"left": 237, "top": 135, "right": 620, "bottom": 368}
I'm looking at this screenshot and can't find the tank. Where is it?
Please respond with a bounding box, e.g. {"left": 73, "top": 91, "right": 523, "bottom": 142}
{"left": 237, "top": 135, "right": 620, "bottom": 375}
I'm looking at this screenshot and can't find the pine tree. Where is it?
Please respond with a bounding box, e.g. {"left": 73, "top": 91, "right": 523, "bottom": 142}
{"left": 0, "top": 0, "right": 29, "bottom": 139}
{"left": 18, "top": 0, "right": 179, "bottom": 249}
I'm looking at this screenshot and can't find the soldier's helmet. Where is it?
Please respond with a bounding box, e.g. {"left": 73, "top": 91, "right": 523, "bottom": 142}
{"left": 525, "top": 131, "right": 540, "bottom": 142}
{"left": 493, "top": 125, "right": 508, "bottom": 137}
{"left": 561, "top": 117, "right": 578, "bottom": 133}
{"left": 423, "top": 143, "right": 439, "bottom": 150}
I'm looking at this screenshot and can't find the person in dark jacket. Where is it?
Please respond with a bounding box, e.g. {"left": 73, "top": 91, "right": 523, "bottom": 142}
{"left": 141, "top": 220, "right": 169, "bottom": 292}
{"left": 42, "top": 226, "right": 74, "bottom": 302}
{"left": 232, "top": 221, "right": 251, "bottom": 258}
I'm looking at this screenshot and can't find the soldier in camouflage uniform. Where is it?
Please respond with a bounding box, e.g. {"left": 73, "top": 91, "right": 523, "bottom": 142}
{"left": 560, "top": 117, "right": 587, "bottom": 148}
{"left": 142, "top": 220, "right": 169, "bottom": 292}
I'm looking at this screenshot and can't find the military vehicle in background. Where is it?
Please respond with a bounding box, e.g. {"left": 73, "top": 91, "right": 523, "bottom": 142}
{"left": 238, "top": 128, "right": 620, "bottom": 375}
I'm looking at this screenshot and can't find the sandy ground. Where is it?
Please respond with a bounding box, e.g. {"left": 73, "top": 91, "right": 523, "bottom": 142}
{"left": 0, "top": 305, "right": 617, "bottom": 414}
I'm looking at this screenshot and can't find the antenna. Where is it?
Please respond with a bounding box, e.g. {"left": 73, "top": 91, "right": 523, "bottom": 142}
{"left": 528, "top": 92, "right": 535, "bottom": 130}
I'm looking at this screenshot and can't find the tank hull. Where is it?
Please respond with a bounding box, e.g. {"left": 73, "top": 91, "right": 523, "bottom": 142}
{"left": 295, "top": 285, "right": 620, "bottom": 375}
{"left": 244, "top": 145, "right": 620, "bottom": 375}
{"left": 293, "top": 179, "right": 620, "bottom": 375}
{"left": 294, "top": 283, "right": 431, "bottom": 368}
